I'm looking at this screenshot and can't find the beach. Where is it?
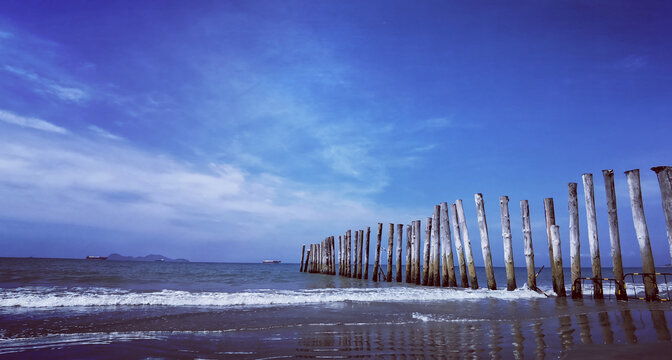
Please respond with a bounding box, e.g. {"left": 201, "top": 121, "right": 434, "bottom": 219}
{"left": 1, "top": 258, "right": 671, "bottom": 358}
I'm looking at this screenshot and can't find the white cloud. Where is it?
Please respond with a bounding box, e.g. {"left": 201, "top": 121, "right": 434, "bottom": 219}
{"left": 88, "top": 125, "right": 124, "bottom": 141}
{"left": 0, "top": 109, "right": 68, "bottom": 134}
{"left": 3, "top": 65, "right": 88, "bottom": 103}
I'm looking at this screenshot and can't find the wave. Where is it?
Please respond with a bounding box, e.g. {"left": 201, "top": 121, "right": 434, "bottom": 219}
{"left": 0, "top": 286, "right": 546, "bottom": 308}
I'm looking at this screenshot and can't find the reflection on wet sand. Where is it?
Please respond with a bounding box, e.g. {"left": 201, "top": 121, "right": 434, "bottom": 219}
{"left": 293, "top": 306, "right": 671, "bottom": 358}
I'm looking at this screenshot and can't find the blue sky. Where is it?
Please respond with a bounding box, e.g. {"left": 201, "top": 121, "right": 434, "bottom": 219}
{"left": 1, "top": 1, "right": 671, "bottom": 266}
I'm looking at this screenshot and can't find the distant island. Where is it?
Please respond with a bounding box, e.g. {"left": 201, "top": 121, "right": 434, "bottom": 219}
{"left": 104, "top": 253, "right": 190, "bottom": 262}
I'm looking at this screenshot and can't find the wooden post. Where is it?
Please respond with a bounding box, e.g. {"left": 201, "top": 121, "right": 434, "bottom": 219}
{"left": 440, "top": 202, "right": 456, "bottom": 287}
{"left": 304, "top": 248, "right": 310, "bottom": 272}
{"left": 543, "top": 198, "right": 558, "bottom": 293}
{"left": 582, "top": 173, "right": 604, "bottom": 299}
{"left": 358, "top": 230, "right": 364, "bottom": 279}
{"left": 331, "top": 236, "right": 336, "bottom": 275}
{"left": 411, "top": 221, "right": 417, "bottom": 283}
{"left": 520, "top": 200, "right": 536, "bottom": 289}
{"left": 300, "top": 244, "right": 306, "bottom": 272}
{"left": 396, "top": 224, "right": 403, "bottom": 282}
{"left": 603, "top": 170, "right": 627, "bottom": 300}
{"left": 456, "top": 199, "right": 478, "bottom": 289}
{"left": 387, "top": 223, "right": 394, "bottom": 282}
{"left": 551, "top": 225, "right": 566, "bottom": 297}
{"left": 346, "top": 230, "right": 352, "bottom": 277}
{"left": 405, "top": 224, "right": 412, "bottom": 283}
{"left": 364, "top": 227, "right": 371, "bottom": 279}
{"left": 414, "top": 220, "right": 422, "bottom": 285}
{"left": 475, "top": 193, "right": 496, "bottom": 290}
{"left": 354, "top": 231, "right": 359, "bottom": 278}
{"left": 450, "top": 204, "right": 469, "bottom": 288}
{"left": 338, "top": 236, "right": 342, "bottom": 276}
{"left": 373, "top": 223, "right": 382, "bottom": 282}
{"left": 568, "top": 183, "right": 582, "bottom": 298}
{"left": 652, "top": 166, "right": 672, "bottom": 265}
{"left": 500, "top": 196, "right": 516, "bottom": 290}
{"left": 431, "top": 205, "right": 441, "bottom": 286}
{"left": 422, "top": 217, "right": 432, "bottom": 286}
{"left": 625, "top": 169, "right": 659, "bottom": 301}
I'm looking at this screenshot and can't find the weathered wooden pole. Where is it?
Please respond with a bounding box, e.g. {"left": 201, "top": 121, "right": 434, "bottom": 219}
{"left": 582, "top": 173, "right": 604, "bottom": 299}
{"left": 331, "top": 236, "right": 336, "bottom": 275}
{"left": 520, "top": 200, "right": 536, "bottom": 289}
{"left": 500, "top": 196, "right": 516, "bottom": 290}
{"left": 456, "top": 199, "right": 478, "bottom": 289}
{"left": 405, "top": 224, "right": 412, "bottom": 283}
{"left": 568, "top": 183, "right": 582, "bottom": 298}
{"left": 543, "top": 198, "right": 558, "bottom": 293}
{"left": 410, "top": 221, "right": 417, "bottom": 283}
{"left": 651, "top": 166, "right": 672, "bottom": 265}
{"left": 373, "top": 223, "right": 382, "bottom": 282}
{"left": 353, "top": 231, "right": 359, "bottom": 277}
{"left": 422, "top": 217, "right": 432, "bottom": 286}
{"left": 603, "top": 170, "right": 627, "bottom": 300}
{"left": 450, "top": 203, "right": 469, "bottom": 288}
{"left": 440, "top": 202, "right": 456, "bottom": 287}
{"left": 364, "top": 227, "right": 371, "bottom": 279}
{"left": 387, "top": 223, "right": 394, "bottom": 282}
{"left": 414, "top": 220, "right": 422, "bottom": 285}
{"left": 551, "top": 225, "right": 566, "bottom": 297}
{"left": 431, "top": 205, "right": 441, "bottom": 286}
{"left": 475, "top": 194, "right": 496, "bottom": 290}
{"left": 625, "top": 169, "right": 659, "bottom": 301}
{"left": 338, "top": 236, "right": 343, "bottom": 276}
{"left": 300, "top": 244, "right": 306, "bottom": 272}
{"left": 358, "top": 230, "right": 364, "bottom": 279}
{"left": 346, "top": 230, "right": 352, "bottom": 277}
{"left": 304, "top": 248, "right": 310, "bottom": 272}
{"left": 396, "top": 224, "right": 403, "bottom": 282}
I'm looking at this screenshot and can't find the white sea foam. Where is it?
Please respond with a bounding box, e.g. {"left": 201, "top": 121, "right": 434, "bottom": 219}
{"left": 0, "top": 286, "right": 545, "bottom": 308}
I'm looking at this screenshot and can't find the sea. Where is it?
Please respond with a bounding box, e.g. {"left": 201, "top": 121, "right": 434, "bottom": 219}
{"left": 1, "top": 257, "right": 671, "bottom": 359}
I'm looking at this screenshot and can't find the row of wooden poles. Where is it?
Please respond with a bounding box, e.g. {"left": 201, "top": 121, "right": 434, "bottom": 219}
{"left": 299, "top": 167, "right": 672, "bottom": 301}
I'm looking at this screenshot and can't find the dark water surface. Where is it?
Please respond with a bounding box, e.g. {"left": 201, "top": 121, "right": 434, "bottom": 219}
{"left": 1, "top": 258, "right": 671, "bottom": 359}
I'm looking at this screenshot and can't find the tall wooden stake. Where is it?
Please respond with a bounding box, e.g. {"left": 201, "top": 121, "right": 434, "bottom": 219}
{"left": 456, "top": 199, "right": 478, "bottom": 289}
{"left": 414, "top": 220, "right": 422, "bottom": 285}
{"left": 431, "top": 205, "right": 441, "bottom": 286}
{"left": 603, "top": 170, "right": 627, "bottom": 300}
{"left": 364, "top": 227, "right": 371, "bottom": 279}
{"left": 625, "top": 169, "right": 659, "bottom": 301}
{"left": 338, "top": 236, "right": 342, "bottom": 276}
{"left": 373, "top": 223, "right": 382, "bottom": 282}
{"left": 551, "top": 225, "right": 566, "bottom": 297}
{"left": 441, "top": 202, "right": 456, "bottom": 287}
{"left": 353, "top": 231, "right": 359, "bottom": 278}
{"left": 651, "top": 166, "right": 672, "bottom": 265}
{"left": 520, "top": 200, "right": 536, "bottom": 289}
{"left": 300, "top": 244, "right": 306, "bottom": 272}
{"left": 500, "top": 196, "right": 516, "bottom": 290}
{"left": 582, "top": 173, "right": 604, "bottom": 299}
{"left": 568, "top": 183, "right": 582, "bottom": 298}
{"left": 450, "top": 203, "right": 469, "bottom": 288}
{"left": 543, "top": 198, "right": 558, "bottom": 293}
{"left": 387, "top": 223, "right": 394, "bottom": 282}
{"left": 405, "top": 224, "right": 412, "bottom": 283}
{"left": 422, "top": 217, "right": 432, "bottom": 286}
{"left": 347, "top": 230, "right": 352, "bottom": 277}
{"left": 396, "top": 224, "right": 403, "bottom": 282}
{"left": 475, "top": 193, "right": 496, "bottom": 290}
{"left": 358, "top": 229, "right": 364, "bottom": 279}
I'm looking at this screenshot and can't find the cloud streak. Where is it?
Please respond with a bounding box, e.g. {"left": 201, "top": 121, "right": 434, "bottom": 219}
{"left": 0, "top": 109, "right": 68, "bottom": 134}
{"left": 3, "top": 65, "right": 88, "bottom": 103}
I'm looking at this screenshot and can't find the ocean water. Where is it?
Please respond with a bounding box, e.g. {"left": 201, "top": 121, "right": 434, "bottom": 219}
{"left": 1, "top": 258, "right": 671, "bottom": 359}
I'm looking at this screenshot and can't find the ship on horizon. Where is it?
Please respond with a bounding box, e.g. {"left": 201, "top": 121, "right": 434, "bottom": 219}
{"left": 262, "top": 260, "right": 281, "bottom": 263}
{"left": 85, "top": 256, "right": 107, "bottom": 260}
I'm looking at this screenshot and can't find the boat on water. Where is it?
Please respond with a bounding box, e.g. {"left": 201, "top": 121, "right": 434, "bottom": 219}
{"left": 86, "top": 256, "right": 107, "bottom": 260}
{"left": 262, "top": 260, "right": 281, "bottom": 263}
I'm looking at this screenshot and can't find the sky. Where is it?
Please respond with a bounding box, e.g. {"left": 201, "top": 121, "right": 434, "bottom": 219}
{"left": 0, "top": 1, "right": 671, "bottom": 267}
